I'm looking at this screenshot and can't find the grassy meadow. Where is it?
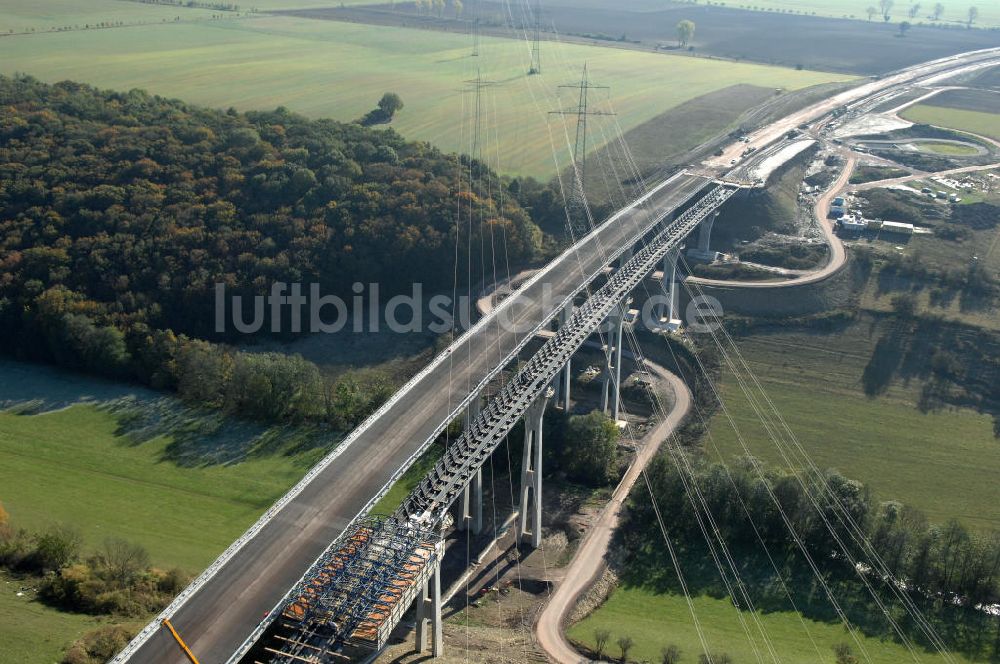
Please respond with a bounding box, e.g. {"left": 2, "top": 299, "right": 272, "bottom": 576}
{"left": 0, "top": 12, "right": 851, "bottom": 178}
{"left": 0, "top": 358, "right": 328, "bottom": 662}
{"left": 849, "top": 182, "right": 1000, "bottom": 331}
{"left": 568, "top": 586, "right": 978, "bottom": 664}
{"left": 0, "top": 569, "right": 110, "bottom": 664}
{"left": 251, "top": 0, "right": 380, "bottom": 7}
{"left": 902, "top": 105, "right": 1000, "bottom": 142}
{"left": 918, "top": 140, "right": 982, "bottom": 155}
{"left": 701, "top": 326, "right": 1000, "bottom": 531}
{"left": 0, "top": 404, "right": 313, "bottom": 571}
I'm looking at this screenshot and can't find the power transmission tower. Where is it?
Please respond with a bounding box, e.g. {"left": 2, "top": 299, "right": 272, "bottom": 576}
{"left": 464, "top": 68, "right": 496, "bottom": 161}
{"left": 549, "top": 64, "right": 614, "bottom": 233}
{"left": 528, "top": 0, "right": 542, "bottom": 75}
{"left": 472, "top": 17, "right": 480, "bottom": 56}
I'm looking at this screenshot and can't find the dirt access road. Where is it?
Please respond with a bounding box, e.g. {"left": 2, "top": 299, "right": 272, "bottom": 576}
{"left": 472, "top": 285, "right": 691, "bottom": 664}
{"left": 688, "top": 154, "right": 857, "bottom": 291}
{"left": 534, "top": 362, "right": 692, "bottom": 664}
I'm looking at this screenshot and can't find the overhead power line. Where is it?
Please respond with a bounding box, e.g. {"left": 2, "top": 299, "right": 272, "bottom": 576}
{"left": 549, "top": 64, "right": 614, "bottom": 233}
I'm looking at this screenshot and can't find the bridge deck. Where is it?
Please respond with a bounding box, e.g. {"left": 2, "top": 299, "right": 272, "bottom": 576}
{"left": 120, "top": 171, "right": 711, "bottom": 664}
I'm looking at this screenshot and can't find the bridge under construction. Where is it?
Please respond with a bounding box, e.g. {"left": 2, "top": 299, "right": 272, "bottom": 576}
{"left": 111, "top": 46, "right": 1000, "bottom": 664}
{"left": 262, "top": 184, "right": 737, "bottom": 662}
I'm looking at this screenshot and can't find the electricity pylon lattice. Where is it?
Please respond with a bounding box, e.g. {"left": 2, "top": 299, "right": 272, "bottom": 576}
{"left": 529, "top": 1, "right": 542, "bottom": 75}
{"left": 549, "top": 64, "right": 614, "bottom": 234}
{"left": 463, "top": 68, "right": 497, "bottom": 162}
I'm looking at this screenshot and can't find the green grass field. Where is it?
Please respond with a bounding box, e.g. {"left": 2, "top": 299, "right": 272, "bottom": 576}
{"left": 0, "top": 404, "right": 312, "bottom": 571}
{"left": 918, "top": 141, "right": 981, "bottom": 155}
{"left": 902, "top": 105, "right": 1000, "bottom": 142}
{"left": 0, "top": 570, "right": 109, "bottom": 664}
{"left": 568, "top": 586, "right": 977, "bottom": 664}
{"left": 723, "top": 1, "right": 1000, "bottom": 27}
{"left": 850, "top": 180, "right": 1000, "bottom": 330}
{"left": 0, "top": 361, "right": 439, "bottom": 661}
{"left": 702, "top": 326, "right": 1000, "bottom": 531}
{"left": 252, "top": 0, "right": 379, "bottom": 7}
{"left": 0, "top": 14, "right": 850, "bottom": 178}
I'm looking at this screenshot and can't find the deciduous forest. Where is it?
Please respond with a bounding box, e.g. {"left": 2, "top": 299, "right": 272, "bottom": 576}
{"left": 0, "top": 75, "right": 547, "bottom": 422}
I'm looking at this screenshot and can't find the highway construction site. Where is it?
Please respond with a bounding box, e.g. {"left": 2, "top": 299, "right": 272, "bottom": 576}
{"left": 104, "top": 43, "right": 1000, "bottom": 664}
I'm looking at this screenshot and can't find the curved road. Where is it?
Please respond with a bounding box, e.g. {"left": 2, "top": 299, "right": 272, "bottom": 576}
{"left": 502, "top": 50, "right": 1000, "bottom": 664}
{"left": 487, "top": 152, "right": 858, "bottom": 298}
{"left": 686, "top": 154, "right": 857, "bottom": 290}
{"left": 851, "top": 158, "right": 1000, "bottom": 192}
{"left": 471, "top": 278, "right": 692, "bottom": 664}
{"left": 521, "top": 161, "right": 851, "bottom": 662}
{"left": 534, "top": 361, "right": 692, "bottom": 664}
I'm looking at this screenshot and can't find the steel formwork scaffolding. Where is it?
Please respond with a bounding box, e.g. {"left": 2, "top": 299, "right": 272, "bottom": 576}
{"left": 265, "top": 516, "right": 441, "bottom": 663}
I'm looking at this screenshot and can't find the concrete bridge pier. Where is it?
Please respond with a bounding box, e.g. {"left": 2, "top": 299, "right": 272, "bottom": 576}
{"left": 657, "top": 246, "right": 683, "bottom": 331}
{"left": 698, "top": 211, "right": 719, "bottom": 253}
{"left": 688, "top": 210, "right": 721, "bottom": 261}
{"left": 453, "top": 467, "right": 483, "bottom": 535}
{"left": 518, "top": 392, "right": 549, "bottom": 548}
{"left": 553, "top": 303, "right": 573, "bottom": 411}
{"left": 596, "top": 245, "right": 636, "bottom": 418}
{"left": 414, "top": 560, "right": 443, "bottom": 657}
{"left": 600, "top": 302, "right": 626, "bottom": 421}
{"left": 454, "top": 395, "right": 483, "bottom": 534}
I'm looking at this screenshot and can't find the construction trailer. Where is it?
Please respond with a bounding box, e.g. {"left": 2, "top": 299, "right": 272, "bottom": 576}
{"left": 880, "top": 221, "right": 915, "bottom": 235}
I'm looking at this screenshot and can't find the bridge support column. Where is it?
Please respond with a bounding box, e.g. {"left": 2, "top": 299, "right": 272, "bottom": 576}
{"left": 414, "top": 562, "right": 443, "bottom": 657}
{"left": 601, "top": 302, "right": 626, "bottom": 421}
{"left": 696, "top": 210, "right": 719, "bottom": 258}
{"left": 454, "top": 467, "right": 484, "bottom": 535}
{"left": 518, "top": 393, "right": 548, "bottom": 548}
{"left": 658, "top": 246, "right": 682, "bottom": 329}
{"left": 553, "top": 303, "right": 573, "bottom": 411}
{"left": 597, "top": 246, "right": 635, "bottom": 418}
{"left": 431, "top": 564, "right": 443, "bottom": 657}
{"left": 470, "top": 468, "right": 483, "bottom": 534}
{"left": 560, "top": 357, "right": 571, "bottom": 412}
{"left": 454, "top": 395, "right": 483, "bottom": 534}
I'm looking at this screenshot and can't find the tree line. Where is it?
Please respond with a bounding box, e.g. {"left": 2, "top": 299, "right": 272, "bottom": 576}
{"left": 617, "top": 452, "right": 1000, "bottom": 659}
{"left": 865, "top": 2, "right": 982, "bottom": 28}
{"left": 586, "top": 631, "right": 869, "bottom": 664}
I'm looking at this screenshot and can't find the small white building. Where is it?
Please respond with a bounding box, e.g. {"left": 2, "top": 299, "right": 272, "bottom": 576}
{"left": 839, "top": 216, "right": 867, "bottom": 233}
